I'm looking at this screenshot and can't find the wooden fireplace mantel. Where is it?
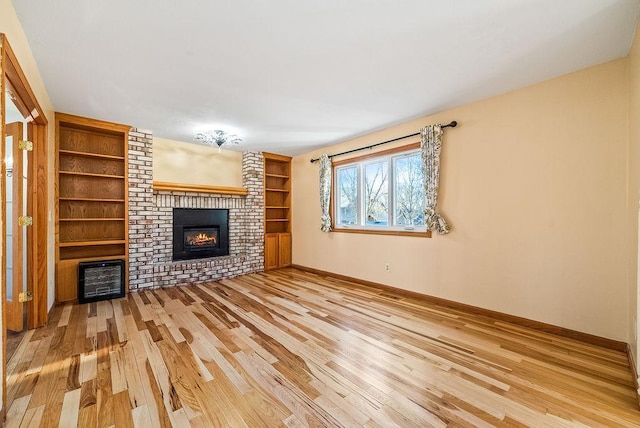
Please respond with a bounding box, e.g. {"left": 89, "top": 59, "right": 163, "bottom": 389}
{"left": 153, "top": 181, "right": 249, "bottom": 196}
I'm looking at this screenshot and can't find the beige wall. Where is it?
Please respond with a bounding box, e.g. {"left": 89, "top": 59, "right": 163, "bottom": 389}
{"left": 629, "top": 25, "right": 640, "bottom": 365}
{"left": 153, "top": 137, "right": 243, "bottom": 188}
{"left": 1, "top": 0, "right": 56, "bottom": 412}
{"left": 293, "top": 58, "right": 630, "bottom": 342}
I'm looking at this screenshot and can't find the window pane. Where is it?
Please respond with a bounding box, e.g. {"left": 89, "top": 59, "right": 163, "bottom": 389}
{"left": 364, "top": 161, "right": 388, "bottom": 226}
{"left": 394, "top": 154, "right": 424, "bottom": 226}
{"left": 337, "top": 166, "right": 358, "bottom": 225}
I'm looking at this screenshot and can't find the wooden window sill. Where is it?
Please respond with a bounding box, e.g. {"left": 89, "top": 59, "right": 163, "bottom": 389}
{"left": 331, "top": 228, "right": 431, "bottom": 238}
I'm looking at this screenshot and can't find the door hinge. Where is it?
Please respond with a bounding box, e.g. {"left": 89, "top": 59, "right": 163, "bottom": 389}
{"left": 18, "top": 140, "right": 33, "bottom": 151}
{"left": 18, "top": 216, "right": 33, "bottom": 227}
{"left": 19, "top": 291, "right": 33, "bottom": 303}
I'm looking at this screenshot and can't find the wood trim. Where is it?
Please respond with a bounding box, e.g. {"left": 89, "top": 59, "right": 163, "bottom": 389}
{"left": 2, "top": 35, "right": 47, "bottom": 126}
{"left": 152, "top": 181, "right": 249, "bottom": 196}
{"left": 54, "top": 114, "right": 60, "bottom": 302}
{"left": 263, "top": 157, "right": 266, "bottom": 242}
{"left": 123, "top": 130, "right": 130, "bottom": 294}
{"left": 263, "top": 152, "right": 292, "bottom": 162}
{"left": 1, "top": 35, "right": 7, "bottom": 415}
{"left": 627, "top": 344, "right": 640, "bottom": 407}
{"left": 26, "top": 123, "right": 34, "bottom": 328}
{"left": 55, "top": 112, "right": 130, "bottom": 135}
{"left": 29, "top": 94, "right": 48, "bottom": 330}
{"left": 290, "top": 264, "right": 629, "bottom": 352}
{"left": 332, "top": 227, "right": 432, "bottom": 238}
{"left": 332, "top": 142, "right": 420, "bottom": 167}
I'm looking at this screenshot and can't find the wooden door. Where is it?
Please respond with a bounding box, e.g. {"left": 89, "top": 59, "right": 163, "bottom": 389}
{"left": 265, "top": 233, "right": 279, "bottom": 270}
{"left": 5, "top": 121, "right": 25, "bottom": 332}
{"left": 278, "top": 233, "right": 292, "bottom": 267}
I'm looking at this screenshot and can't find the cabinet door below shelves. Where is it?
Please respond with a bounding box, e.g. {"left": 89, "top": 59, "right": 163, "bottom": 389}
{"left": 265, "top": 234, "right": 279, "bottom": 270}
{"left": 278, "top": 233, "right": 292, "bottom": 267}
{"left": 57, "top": 260, "right": 78, "bottom": 302}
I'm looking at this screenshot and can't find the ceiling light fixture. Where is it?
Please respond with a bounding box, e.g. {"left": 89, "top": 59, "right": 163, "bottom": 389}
{"left": 195, "top": 130, "right": 242, "bottom": 153}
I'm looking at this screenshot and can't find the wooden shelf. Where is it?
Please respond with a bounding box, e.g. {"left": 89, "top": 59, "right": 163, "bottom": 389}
{"left": 59, "top": 240, "right": 126, "bottom": 248}
{"left": 266, "top": 219, "right": 289, "bottom": 222}
{"left": 59, "top": 170, "right": 125, "bottom": 179}
{"left": 265, "top": 173, "right": 290, "bottom": 179}
{"left": 59, "top": 149, "right": 125, "bottom": 160}
{"left": 153, "top": 181, "right": 248, "bottom": 196}
{"left": 59, "top": 244, "right": 126, "bottom": 261}
{"left": 60, "top": 254, "right": 126, "bottom": 263}
{"left": 59, "top": 218, "right": 125, "bottom": 222}
{"left": 265, "top": 188, "right": 290, "bottom": 193}
{"left": 59, "top": 197, "right": 125, "bottom": 202}
{"left": 265, "top": 206, "right": 290, "bottom": 209}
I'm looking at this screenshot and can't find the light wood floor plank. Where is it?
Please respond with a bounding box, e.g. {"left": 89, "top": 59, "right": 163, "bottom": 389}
{"left": 18, "top": 404, "right": 43, "bottom": 428}
{"left": 5, "top": 394, "right": 31, "bottom": 428}
{"left": 6, "top": 268, "right": 640, "bottom": 426}
{"left": 58, "top": 388, "right": 81, "bottom": 428}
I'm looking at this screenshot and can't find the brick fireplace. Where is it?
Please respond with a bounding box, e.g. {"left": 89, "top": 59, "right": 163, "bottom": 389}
{"left": 127, "top": 128, "right": 264, "bottom": 290}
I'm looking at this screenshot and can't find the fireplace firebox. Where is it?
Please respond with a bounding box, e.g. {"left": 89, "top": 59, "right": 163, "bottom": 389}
{"left": 173, "top": 208, "right": 229, "bottom": 261}
{"left": 184, "top": 227, "right": 218, "bottom": 248}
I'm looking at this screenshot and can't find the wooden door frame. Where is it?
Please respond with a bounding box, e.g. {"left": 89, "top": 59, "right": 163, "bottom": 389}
{"left": 1, "top": 34, "right": 49, "bottom": 417}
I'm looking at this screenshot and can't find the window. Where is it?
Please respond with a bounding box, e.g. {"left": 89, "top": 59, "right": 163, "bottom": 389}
{"left": 334, "top": 144, "right": 428, "bottom": 235}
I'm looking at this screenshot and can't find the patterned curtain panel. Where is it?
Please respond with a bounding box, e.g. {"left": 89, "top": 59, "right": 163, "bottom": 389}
{"left": 319, "top": 154, "right": 332, "bottom": 232}
{"left": 421, "top": 125, "right": 451, "bottom": 234}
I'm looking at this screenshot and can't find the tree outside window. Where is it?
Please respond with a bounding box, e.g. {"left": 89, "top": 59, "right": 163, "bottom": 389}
{"left": 364, "top": 161, "right": 388, "bottom": 226}
{"left": 337, "top": 166, "right": 357, "bottom": 224}
{"left": 394, "top": 154, "right": 423, "bottom": 226}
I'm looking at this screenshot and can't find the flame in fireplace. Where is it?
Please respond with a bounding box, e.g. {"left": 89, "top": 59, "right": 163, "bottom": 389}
{"left": 187, "top": 232, "right": 217, "bottom": 246}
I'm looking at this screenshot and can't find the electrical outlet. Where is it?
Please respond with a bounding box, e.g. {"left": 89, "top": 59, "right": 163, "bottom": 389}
{"left": 385, "top": 263, "right": 390, "bottom": 272}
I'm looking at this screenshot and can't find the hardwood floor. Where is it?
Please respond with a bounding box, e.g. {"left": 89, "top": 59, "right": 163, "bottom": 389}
{"left": 6, "top": 328, "right": 27, "bottom": 363}
{"left": 5, "top": 268, "right": 640, "bottom": 427}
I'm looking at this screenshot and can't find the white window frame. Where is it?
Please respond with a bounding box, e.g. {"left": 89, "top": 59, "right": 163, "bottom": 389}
{"left": 335, "top": 164, "right": 360, "bottom": 226}
{"left": 333, "top": 147, "right": 427, "bottom": 234}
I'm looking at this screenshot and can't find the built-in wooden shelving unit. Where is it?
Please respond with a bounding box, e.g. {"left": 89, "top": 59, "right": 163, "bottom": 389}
{"left": 263, "top": 153, "right": 292, "bottom": 270}
{"left": 55, "top": 113, "right": 130, "bottom": 302}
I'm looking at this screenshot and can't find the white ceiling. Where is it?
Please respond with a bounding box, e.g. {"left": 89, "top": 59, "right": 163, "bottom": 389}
{"left": 12, "top": 0, "right": 640, "bottom": 155}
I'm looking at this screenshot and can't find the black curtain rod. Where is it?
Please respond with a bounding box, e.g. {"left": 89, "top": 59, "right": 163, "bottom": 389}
{"left": 310, "top": 121, "right": 458, "bottom": 163}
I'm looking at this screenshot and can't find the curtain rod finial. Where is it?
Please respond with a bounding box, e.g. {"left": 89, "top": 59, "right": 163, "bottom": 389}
{"left": 448, "top": 121, "right": 457, "bottom": 128}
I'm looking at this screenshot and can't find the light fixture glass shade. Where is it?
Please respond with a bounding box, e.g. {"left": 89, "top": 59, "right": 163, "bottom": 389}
{"left": 195, "top": 130, "right": 242, "bottom": 152}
